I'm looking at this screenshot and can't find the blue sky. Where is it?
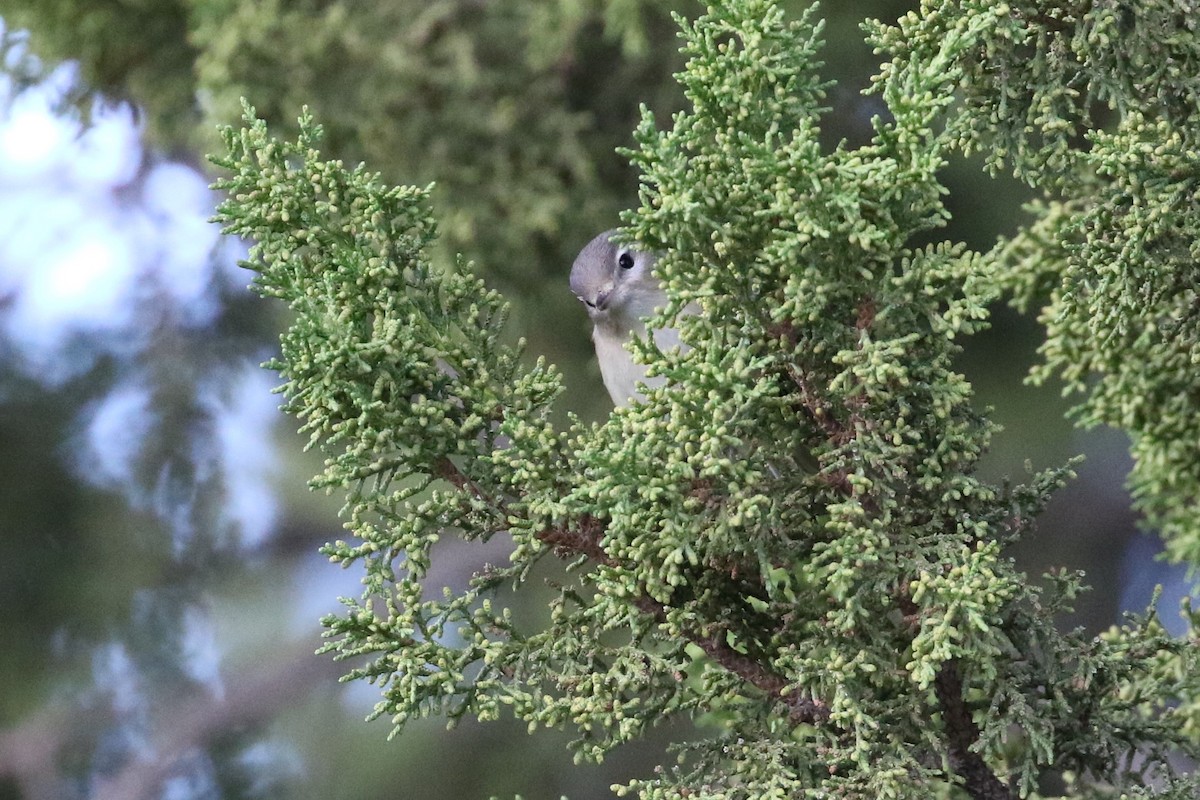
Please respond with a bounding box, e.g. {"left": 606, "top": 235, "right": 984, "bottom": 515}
{"left": 0, "top": 57, "right": 286, "bottom": 549}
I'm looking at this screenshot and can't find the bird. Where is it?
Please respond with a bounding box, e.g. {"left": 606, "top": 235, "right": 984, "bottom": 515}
{"left": 569, "top": 230, "right": 682, "bottom": 406}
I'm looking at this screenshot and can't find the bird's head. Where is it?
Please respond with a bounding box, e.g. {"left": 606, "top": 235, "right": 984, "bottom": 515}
{"left": 569, "top": 230, "right": 662, "bottom": 332}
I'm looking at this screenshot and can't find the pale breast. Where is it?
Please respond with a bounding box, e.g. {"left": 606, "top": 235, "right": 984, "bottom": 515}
{"left": 593, "top": 325, "right": 672, "bottom": 407}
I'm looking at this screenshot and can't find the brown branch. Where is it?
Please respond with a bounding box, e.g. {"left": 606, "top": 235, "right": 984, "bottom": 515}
{"left": 774, "top": 302, "right": 1012, "bottom": 795}
{"left": 855, "top": 296, "right": 877, "bottom": 332}
{"left": 538, "top": 513, "right": 609, "bottom": 564}
{"left": 0, "top": 706, "right": 77, "bottom": 800}
{"left": 626, "top": 592, "right": 827, "bottom": 725}
{"left": 934, "top": 661, "right": 1013, "bottom": 800}
{"left": 690, "top": 627, "right": 828, "bottom": 725}
{"left": 898, "top": 594, "right": 1012, "bottom": 800}
{"left": 538, "top": 511, "right": 829, "bottom": 724}
{"left": 434, "top": 455, "right": 488, "bottom": 501}
{"left": 93, "top": 642, "right": 343, "bottom": 800}
{"left": 537, "top": 502, "right": 827, "bottom": 723}
{"left": 786, "top": 293, "right": 1010, "bottom": 800}
{"left": 787, "top": 361, "right": 848, "bottom": 442}
{"left": 0, "top": 641, "right": 344, "bottom": 800}
{"left": 769, "top": 320, "right": 848, "bottom": 443}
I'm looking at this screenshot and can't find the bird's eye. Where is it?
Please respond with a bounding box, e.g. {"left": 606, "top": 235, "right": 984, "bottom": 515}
{"left": 618, "top": 252, "right": 635, "bottom": 270}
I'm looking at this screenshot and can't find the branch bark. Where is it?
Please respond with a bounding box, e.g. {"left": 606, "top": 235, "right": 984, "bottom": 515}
{"left": 541, "top": 512, "right": 829, "bottom": 725}
{"left": 935, "top": 661, "right": 1013, "bottom": 800}
{"left": 0, "top": 641, "right": 344, "bottom": 800}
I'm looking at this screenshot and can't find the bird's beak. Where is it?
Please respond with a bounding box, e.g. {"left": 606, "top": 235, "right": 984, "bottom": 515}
{"left": 579, "top": 285, "right": 613, "bottom": 313}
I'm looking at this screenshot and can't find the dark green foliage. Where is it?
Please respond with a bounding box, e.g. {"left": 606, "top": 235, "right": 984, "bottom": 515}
{"left": 0, "top": 0, "right": 199, "bottom": 132}
{"left": 213, "top": 3, "right": 1200, "bottom": 798}
{"left": 869, "top": 0, "right": 1200, "bottom": 183}
{"left": 2, "top": 0, "right": 690, "bottom": 291}
{"left": 872, "top": 0, "right": 1200, "bottom": 566}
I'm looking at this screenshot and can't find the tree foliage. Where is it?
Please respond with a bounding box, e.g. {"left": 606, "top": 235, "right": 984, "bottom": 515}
{"left": 0, "top": 0, "right": 690, "bottom": 293}
{"left": 212, "top": 1, "right": 1200, "bottom": 798}
{"left": 873, "top": 0, "right": 1200, "bottom": 583}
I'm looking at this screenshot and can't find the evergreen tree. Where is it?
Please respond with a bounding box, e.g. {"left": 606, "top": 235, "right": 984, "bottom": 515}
{"left": 210, "top": 2, "right": 1200, "bottom": 798}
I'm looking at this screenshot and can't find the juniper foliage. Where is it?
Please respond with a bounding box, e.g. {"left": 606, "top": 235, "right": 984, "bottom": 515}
{"left": 871, "top": 0, "right": 1200, "bottom": 565}
{"left": 212, "top": 2, "right": 1200, "bottom": 798}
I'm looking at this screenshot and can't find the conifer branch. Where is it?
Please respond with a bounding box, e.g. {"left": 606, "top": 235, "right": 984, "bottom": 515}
{"left": 934, "top": 661, "right": 1013, "bottom": 800}
{"left": 537, "top": 511, "right": 830, "bottom": 724}
{"left": 208, "top": 1, "right": 1200, "bottom": 796}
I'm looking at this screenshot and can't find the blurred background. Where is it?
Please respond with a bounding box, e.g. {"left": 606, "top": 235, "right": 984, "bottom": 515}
{"left": 0, "top": 2, "right": 1190, "bottom": 799}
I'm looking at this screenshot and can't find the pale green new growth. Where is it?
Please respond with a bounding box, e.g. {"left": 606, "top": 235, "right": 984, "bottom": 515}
{"left": 213, "top": 2, "right": 1200, "bottom": 799}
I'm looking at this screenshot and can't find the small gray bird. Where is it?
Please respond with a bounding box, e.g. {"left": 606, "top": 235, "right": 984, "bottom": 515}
{"left": 569, "top": 230, "right": 680, "bottom": 406}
